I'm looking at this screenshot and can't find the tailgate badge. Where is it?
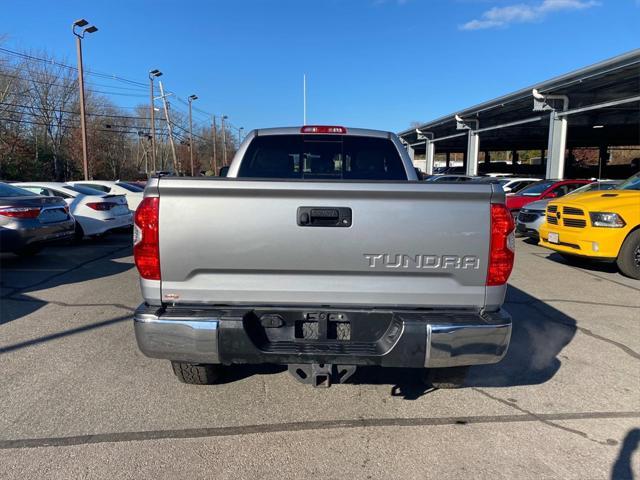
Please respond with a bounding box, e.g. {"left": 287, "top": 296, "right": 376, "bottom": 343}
{"left": 364, "top": 254, "right": 480, "bottom": 270}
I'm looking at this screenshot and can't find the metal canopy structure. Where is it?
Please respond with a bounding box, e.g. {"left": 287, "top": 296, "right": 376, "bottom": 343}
{"left": 399, "top": 49, "right": 640, "bottom": 179}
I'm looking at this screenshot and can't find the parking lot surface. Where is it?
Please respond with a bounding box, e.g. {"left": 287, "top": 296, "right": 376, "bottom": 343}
{"left": 1, "top": 233, "right": 639, "bottom": 479}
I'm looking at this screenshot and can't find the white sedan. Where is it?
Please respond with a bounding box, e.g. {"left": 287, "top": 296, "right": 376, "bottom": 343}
{"left": 499, "top": 177, "right": 541, "bottom": 194}
{"left": 14, "top": 182, "right": 133, "bottom": 239}
{"left": 66, "top": 180, "right": 143, "bottom": 211}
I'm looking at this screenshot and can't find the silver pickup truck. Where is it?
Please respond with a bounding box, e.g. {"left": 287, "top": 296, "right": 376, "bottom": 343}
{"left": 133, "top": 126, "right": 515, "bottom": 388}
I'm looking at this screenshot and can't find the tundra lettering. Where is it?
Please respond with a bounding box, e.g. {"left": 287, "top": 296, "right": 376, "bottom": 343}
{"left": 363, "top": 254, "right": 481, "bottom": 270}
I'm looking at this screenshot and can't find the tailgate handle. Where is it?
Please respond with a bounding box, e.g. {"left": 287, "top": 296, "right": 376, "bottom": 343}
{"left": 297, "top": 207, "right": 351, "bottom": 227}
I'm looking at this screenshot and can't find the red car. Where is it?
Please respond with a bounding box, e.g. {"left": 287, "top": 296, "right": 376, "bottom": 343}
{"left": 506, "top": 179, "right": 593, "bottom": 213}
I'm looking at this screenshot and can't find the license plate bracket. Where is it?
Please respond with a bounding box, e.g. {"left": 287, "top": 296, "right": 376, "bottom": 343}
{"left": 548, "top": 232, "right": 559, "bottom": 244}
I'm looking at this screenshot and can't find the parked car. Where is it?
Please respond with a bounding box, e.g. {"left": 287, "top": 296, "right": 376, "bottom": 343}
{"left": 516, "top": 180, "right": 621, "bottom": 239}
{"left": 539, "top": 172, "right": 640, "bottom": 279}
{"left": 472, "top": 176, "right": 540, "bottom": 193}
{"left": 499, "top": 177, "right": 541, "bottom": 194}
{"left": 14, "top": 182, "right": 133, "bottom": 240}
{"left": 0, "top": 182, "right": 75, "bottom": 256}
{"left": 425, "top": 174, "right": 473, "bottom": 182}
{"left": 67, "top": 180, "right": 143, "bottom": 211}
{"left": 133, "top": 125, "right": 515, "bottom": 389}
{"left": 506, "top": 179, "right": 593, "bottom": 216}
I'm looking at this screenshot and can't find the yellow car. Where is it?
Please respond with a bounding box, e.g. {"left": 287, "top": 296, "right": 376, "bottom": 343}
{"left": 539, "top": 172, "right": 640, "bottom": 279}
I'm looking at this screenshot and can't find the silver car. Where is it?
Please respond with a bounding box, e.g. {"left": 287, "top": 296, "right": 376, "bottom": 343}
{"left": 515, "top": 180, "right": 621, "bottom": 238}
{"left": 0, "top": 182, "right": 75, "bottom": 256}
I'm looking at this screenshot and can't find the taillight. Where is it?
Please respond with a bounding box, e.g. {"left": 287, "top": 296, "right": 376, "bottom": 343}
{"left": 0, "top": 207, "right": 41, "bottom": 218}
{"left": 86, "top": 202, "right": 117, "bottom": 211}
{"left": 133, "top": 197, "right": 160, "bottom": 280}
{"left": 300, "top": 125, "right": 347, "bottom": 134}
{"left": 487, "top": 203, "right": 515, "bottom": 286}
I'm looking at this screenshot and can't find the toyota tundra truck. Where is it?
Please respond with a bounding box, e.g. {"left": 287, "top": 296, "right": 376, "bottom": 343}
{"left": 133, "top": 126, "right": 515, "bottom": 388}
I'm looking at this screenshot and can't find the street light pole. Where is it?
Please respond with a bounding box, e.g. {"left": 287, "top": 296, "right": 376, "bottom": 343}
{"left": 221, "top": 115, "right": 228, "bottom": 166}
{"left": 211, "top": 115, "right": 217, "bottom": 174}
{"left": 188, "top": 94, "right": 198, "bottom": 176}
{"left": 238, "top": 127, "right": 244, "bottom": 145}
{"left": 149, "top": 69, "right": 162, "bottom": 175}
{"left": 72, "top": 19, "right": 98, "bottom": 180}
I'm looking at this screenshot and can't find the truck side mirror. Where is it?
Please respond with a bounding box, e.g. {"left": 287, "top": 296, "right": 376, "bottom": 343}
{"left": 219, "top": 166, "right": 229, "bottom": 177}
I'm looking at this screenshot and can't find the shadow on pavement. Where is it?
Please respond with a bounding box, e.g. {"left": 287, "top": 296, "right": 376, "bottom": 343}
{"left": 543, "top": 251, "right": 620, "bottom": 274}
{"left": 611, "top": 428, "right": 640, "bottom": 480}
{"left": 0, "top": 233, "right": 133, "bottom": 325}
{"left": 467, "top": 285, "right": 576, "bottom": 387}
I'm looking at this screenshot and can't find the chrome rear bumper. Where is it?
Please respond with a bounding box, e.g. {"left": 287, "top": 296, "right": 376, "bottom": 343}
{"left": 134, "top": 304, "right": 511, "bottom": 368}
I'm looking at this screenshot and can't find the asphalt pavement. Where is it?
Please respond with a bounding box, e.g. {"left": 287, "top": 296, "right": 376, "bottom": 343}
{"left": 0, "top": 233, "right": 638, "bottom": 479}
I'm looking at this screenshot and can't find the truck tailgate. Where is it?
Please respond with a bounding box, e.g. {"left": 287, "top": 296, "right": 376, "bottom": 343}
{"left": 157, "top": 178, "right": 494, "bottom": 309}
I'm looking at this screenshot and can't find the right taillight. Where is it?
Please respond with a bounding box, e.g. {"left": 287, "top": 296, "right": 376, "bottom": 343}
{"left": 487, "top": 203, "right": 515, "bottom": 286}
{"left": 133, "top": 197, "right": 160, "bottom": 280}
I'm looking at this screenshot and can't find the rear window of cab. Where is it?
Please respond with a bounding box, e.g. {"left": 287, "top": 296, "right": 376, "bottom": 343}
{"left": 237, "top": 135, "right": 408, "bottom": 181}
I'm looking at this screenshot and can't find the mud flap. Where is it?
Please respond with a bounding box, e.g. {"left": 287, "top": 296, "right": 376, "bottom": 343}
{"left": 288, "top": 364, "right": 357, "bottom": 387}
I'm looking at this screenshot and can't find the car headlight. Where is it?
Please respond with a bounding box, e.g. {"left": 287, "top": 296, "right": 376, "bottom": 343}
{"left": 589, "top": 212, "right": 626, "bottom": 228}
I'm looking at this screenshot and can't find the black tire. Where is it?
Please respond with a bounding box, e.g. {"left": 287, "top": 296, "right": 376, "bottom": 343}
{"left": 171, "top": 361, "right": 220, "bottom": 385}
{"left": 616, "top": 230, "right": 640, "bottom": 280}
{"left": 14, "top": 245, "right": 43, "bottom": 257}
{"left": 426, "top": 366, "right": 470, "bottom": 389}
{"left": 73, "top": 222, "right": 85, "bottom": 243}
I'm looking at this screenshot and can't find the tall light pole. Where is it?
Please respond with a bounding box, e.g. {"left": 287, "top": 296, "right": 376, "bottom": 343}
{"left": 221, "top": 115, "right": 228, "bottom": 166}
{"left": 188, "top": 94, "right": 198, "bottom": 176}
{"left": 72, "top": 19, "right": 98, "bottom": 180}
{"left": 211, "top": 115, "right": 217, "bottom": 174}
{"left": 148, "top": 69, "right": 162, "bottom": 174}
{"left": 238, "top": 127, "right": 244, "bottom": 145}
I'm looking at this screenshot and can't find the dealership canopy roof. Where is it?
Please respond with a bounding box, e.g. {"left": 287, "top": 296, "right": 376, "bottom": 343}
{"left": 399, "top": 49, "right": 640, "bottom": 154}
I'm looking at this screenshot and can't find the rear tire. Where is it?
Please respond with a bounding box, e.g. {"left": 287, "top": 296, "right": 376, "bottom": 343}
{"left": 171, "top": 361, "right": 220, "bottom": 385}
{"left": 73, "top": 223, "right": 85, "bottom": 243}
{"left": 14, "top": 245, "right": 43, "bottom": 257}
{"left": 426, "top": 366, "right": 470, "bottom": 389}
{"left": 617, "top": 230, "right": 640, "bottom": 280}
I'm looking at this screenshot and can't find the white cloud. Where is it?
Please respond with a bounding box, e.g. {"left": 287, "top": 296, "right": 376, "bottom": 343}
{"left": 460, "top": 0, "right": 599, "bottom": 30}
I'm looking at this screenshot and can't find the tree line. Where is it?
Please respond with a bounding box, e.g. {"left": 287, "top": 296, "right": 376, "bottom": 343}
{"left": 0, "top": 48, "right": 238, "bottom": 181}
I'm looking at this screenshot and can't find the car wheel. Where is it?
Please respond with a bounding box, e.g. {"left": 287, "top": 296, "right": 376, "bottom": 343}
{"left": 14, "top": 245, "right": 43, "bottom": 257}
{"left": 425, "top": 366, "right": 470, "bottom": 389}
{"left": 73, "top": 223, "right": 85, "bottom": 243}
{"left": 171, "top": 361, "right": 220, "bottom": 385}
{"left": 616, "top": 230, "right": 640, "bottom": 280}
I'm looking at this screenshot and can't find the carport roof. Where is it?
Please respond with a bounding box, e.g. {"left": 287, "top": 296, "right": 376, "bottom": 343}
{"left": 399, "top": 49, "right": 640, "bottom": 152}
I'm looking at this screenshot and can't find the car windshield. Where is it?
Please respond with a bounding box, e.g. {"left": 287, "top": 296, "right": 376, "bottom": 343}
{"left": 618, "top": 172, "right": 640, "bottom": 190}
{"left": 568, "top": 182, "right": 620, "bottom": 195}
{"left": 116, "top": 182, "right": 144, "bottom": 192}
{"left": 65, "top": 185, "right": 106, "bottom": 196}
{"left": 518, "top": 180, "right": 555, "bottom": 196}
{"left": 0, "top": 183, "right": 36, "bottom": 197}
{"left": 237, "top": 135, "right": 407, "bottom": 180}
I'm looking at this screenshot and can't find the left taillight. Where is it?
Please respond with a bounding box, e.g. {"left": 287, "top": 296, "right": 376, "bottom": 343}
{"left": 133, "top": 197, "right": 160, "bottom": 280}
{"left": 0, "top": 207, "right": 41, "bottom": 219}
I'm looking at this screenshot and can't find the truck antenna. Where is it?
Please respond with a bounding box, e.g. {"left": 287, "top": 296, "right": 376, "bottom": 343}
{"left": 303, "top": 74, "right": 307, "bottom": 126}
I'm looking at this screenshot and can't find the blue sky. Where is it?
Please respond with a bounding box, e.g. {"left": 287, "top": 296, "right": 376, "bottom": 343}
{"left": 2, "top": 0, "right": 638, "bottom": 133}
